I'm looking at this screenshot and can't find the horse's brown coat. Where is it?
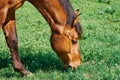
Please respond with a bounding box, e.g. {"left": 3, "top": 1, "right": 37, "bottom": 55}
{"left": 0, "top": 0, "right": 82, "bottom": 76}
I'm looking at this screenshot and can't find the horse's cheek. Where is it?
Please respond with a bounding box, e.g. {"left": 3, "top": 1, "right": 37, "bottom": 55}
{"left": 50, "top": 34, "right": 70, "bottom": 54}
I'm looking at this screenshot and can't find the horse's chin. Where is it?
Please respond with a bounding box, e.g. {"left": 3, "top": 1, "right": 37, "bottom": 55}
{"left": 53, "top": 52, "right": 82, "bottom": 69}
{"left": 57, "top": 52, "right": 82, "bottom": 69}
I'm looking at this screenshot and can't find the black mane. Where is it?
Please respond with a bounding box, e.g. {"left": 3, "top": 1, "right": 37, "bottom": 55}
{"left": 59, "top": 0, "right": 82, "bottom": 38}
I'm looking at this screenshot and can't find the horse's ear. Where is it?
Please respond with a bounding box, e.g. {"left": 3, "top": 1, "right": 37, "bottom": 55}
{"left": 75, "top": 9, "right": 79, "bottom": 16}
{"left": 72, "top": 14, "right": 80, "bottom": 27}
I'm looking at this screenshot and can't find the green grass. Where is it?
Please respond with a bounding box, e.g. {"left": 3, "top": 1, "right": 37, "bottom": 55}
{"left": 0, "top": 0, "right": 120, "bottom": 80}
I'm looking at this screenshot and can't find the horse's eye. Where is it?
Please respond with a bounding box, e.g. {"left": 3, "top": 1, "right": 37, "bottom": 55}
{"left": 72, "top": 39, "right": 77, "bottom": 44}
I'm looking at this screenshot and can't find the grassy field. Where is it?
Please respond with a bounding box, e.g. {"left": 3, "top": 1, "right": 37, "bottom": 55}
{"left": 0, "top": 0, "right": 120, "bottom": 80}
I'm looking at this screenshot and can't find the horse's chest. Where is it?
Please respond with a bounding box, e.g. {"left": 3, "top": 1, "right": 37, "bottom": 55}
{"left": 8, "top": 0, "right": 24, "bottom": 10}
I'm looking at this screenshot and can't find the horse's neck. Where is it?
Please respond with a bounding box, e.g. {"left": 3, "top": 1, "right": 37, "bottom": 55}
{"left": 29, "top": 0, "right": 67, "bottom": 33}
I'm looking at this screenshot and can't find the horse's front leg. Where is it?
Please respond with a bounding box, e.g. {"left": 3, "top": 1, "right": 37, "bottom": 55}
{"left": 2, "top": 11, "right": 32, "bottom": 77}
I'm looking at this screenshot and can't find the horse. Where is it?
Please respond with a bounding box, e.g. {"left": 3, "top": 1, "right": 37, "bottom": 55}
{"left": 0, "top": 0, "right": 82, "bottom": 76}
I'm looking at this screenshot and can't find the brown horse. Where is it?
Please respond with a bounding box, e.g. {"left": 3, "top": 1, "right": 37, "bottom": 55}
{"left": 0, "top": 0, "right": 82, "bottom": 76}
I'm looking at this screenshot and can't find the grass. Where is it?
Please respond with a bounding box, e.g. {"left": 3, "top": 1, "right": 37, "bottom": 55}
{"left": 0, "top": 0, "right": 120, "bottom": 80}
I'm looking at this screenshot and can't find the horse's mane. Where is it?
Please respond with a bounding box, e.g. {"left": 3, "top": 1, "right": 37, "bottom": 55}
{"left": 59, "top": 0, "right": 82, "bottom": 38}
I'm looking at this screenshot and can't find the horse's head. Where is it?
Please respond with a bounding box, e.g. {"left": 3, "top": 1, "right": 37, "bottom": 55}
{"left": 29, "top": 0, "right": 82, "bottom": 69}
{"left": 50, "top": 10, "right": 82, "bottom": 69}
